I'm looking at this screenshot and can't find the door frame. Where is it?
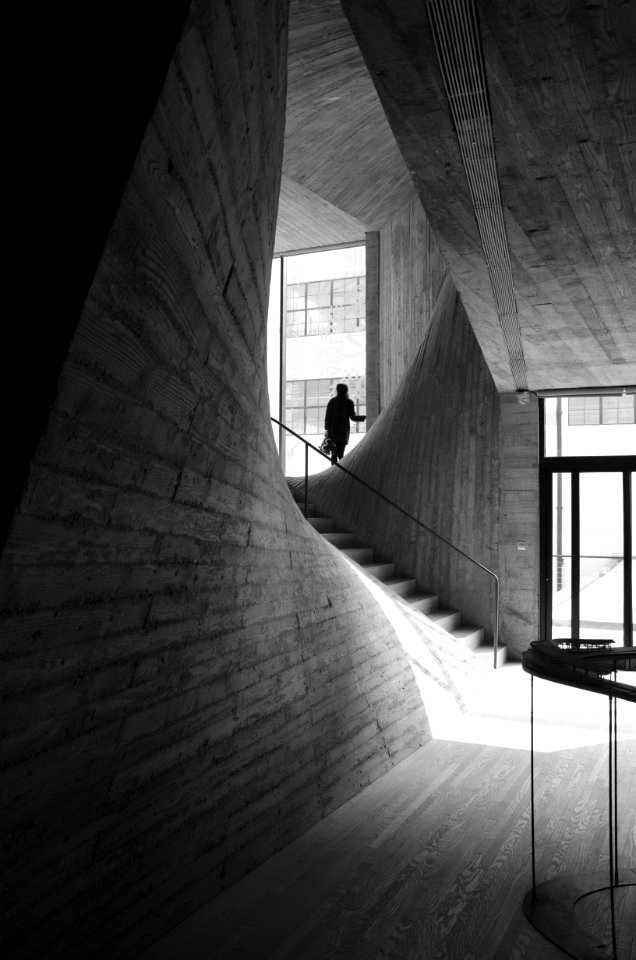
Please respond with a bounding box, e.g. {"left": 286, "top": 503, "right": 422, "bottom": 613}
{"left": 539, "top": 450, "right": 635, "bottom": 646}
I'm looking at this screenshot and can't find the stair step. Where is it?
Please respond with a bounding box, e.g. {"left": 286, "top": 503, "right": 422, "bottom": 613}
{"left": 308, "top": 517, "right": 334, "bottom": 532}
{"left": 452, "top": 624, "right": 485, "bottom": 650}
{"left": 360, "top": 561, "right": 396, "bottom": 580}
{"left": 404, "top": 592, "right": 439, "bottom": 614}
{"left": 342, "top": 546, "right": 375, "bottom": 563}
{"left": 473, "top": 643, "right": 508, "bottom": 667}
{"left": 322, "top": 532, "right": 355, "bottom": 548}
{"left": 382, "top": 577, "right": 417, "bottom": 597}
{"left": 295, "top": 496, "right": 492, "bottom": 659}
{"left": 428, "top": 608, "right": 462, "bottom": 632}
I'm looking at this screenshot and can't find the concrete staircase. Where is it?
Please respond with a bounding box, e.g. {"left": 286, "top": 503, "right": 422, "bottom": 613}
{"left": 294, "top": 492, "right": 506, "bottom": 666}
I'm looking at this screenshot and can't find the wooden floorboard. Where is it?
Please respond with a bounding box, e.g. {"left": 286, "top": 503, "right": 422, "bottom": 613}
{"left": 136, "top": 667, "right": 636, "bottom": 960}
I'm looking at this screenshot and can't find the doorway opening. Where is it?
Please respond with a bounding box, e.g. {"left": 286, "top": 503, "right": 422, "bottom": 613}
{"left": 540, "top": 394, "right": 636, "bottom": 647}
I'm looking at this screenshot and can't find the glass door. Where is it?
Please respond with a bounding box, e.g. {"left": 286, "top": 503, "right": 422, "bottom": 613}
{"left": 547, "top": 467, "right": 633, "bottom": 646}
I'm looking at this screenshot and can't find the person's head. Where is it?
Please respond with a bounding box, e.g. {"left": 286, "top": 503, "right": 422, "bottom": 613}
{"left": 336, "top": 383, "right": 348, "bottom": 397}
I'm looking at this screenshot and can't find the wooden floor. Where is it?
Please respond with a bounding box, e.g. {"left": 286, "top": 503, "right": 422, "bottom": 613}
{"left": 136, "top": 665, "right": 636, "bottom": 960}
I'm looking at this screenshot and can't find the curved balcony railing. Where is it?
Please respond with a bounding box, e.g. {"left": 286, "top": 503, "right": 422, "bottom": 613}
{"left": 271, "top": 416, "right": 500, "bottom": 668}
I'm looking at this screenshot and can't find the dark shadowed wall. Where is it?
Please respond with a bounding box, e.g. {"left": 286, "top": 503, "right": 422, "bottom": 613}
{"left": 1, "top": 3, "right": 430, "bottom": 958}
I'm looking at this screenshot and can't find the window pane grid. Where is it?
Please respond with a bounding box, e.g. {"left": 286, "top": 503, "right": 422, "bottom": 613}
{"left": 568, "top": 395, "right": 635, "bottom": 426}
{"left": 285, "top": 275, "right": 366, "bottom": 337}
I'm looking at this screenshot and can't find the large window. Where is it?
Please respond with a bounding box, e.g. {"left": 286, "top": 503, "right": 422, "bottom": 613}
{"left": 567, "top": 394, "right": 635, "bottom": 426}
{"left": 544, "top": 393, "right": 636, "bottom": 457}
{"left": 286, "top": 277, "right": 366, "bottom": 337}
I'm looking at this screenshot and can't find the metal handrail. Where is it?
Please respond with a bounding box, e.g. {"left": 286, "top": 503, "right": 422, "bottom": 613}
{"left": 271, "top": 416, "right": 500, "bottom": 667}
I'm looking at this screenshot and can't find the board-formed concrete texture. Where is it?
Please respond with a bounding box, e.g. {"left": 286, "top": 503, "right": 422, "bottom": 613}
{"left": 286, "top": 0, "right": 636, "bottom": 390}
{"left": 1, "top": 3, "right": 429, "bottom": 957}
{"left": 2, "top": 1, "right": 634, "bottom": 958}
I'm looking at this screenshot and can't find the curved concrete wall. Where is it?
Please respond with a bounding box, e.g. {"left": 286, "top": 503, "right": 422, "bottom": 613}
{"left": 1, "top": 4, "right": 429, "bottom": 958}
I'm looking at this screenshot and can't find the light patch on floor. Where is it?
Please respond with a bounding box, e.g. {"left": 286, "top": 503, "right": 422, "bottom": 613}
{"left": 342, "top": 553, "right": 636, "bottom": 753}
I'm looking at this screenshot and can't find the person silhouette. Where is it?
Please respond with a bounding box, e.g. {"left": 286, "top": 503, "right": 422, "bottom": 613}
{"left": 323, "top": 383, "right": 366, "bottom": 465}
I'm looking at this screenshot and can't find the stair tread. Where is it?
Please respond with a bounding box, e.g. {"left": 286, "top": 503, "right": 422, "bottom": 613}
{"left": 361, "top": 562, "right": 395, "bottom": 576}
{"left": 428, "top": 607, "right": 461, "bottom": 620}
{"left": 404, "top": 591, "right": 438, "bottom": 604}
{"left": 382, "top": 577, "right": 417, "bottom": 597}
{"left": 294, "top": 499, "right": 491, "bottom": 656}
{"left": 453, "top": 624, "right": 484, "bottom": 638}
{"left": 309, "top": 518, "right": 334, "bottom": 531}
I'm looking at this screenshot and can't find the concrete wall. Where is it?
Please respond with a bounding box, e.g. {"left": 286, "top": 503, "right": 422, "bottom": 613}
{"left": 378, "top": 198, "right": 447, "bottom": 409}
{"left": 499, "top": 395, "right": 541, "bottom": 657}
{"left": 365, "top": 231, "right": 381, "bottom": 426}
{"left": 0, "top": 4, "right": 430, "bottom": 958}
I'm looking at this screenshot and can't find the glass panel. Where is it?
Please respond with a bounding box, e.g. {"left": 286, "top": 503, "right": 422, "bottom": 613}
{"left": 290, "top": 381, "right": 304, "bottom": 402}
{"left": 285, "top": 312, "right": 306, "bottom": 337}
{"left": 306, "top": 280, "right": 331, "bottom": 310}
{"left": 286, "top": 284, "right": 306, "bottom": 310}
{"left": 331, "top": 279, "right": 347, "bottom": 306}
{"left": 552, "top": 557, "right": 572, "bottom": 640}
{"left": 551, "top": 473, "right": 572, "bottom": 641}
{"left": 618, "top": 395, "right": 635, "bottom": 424}
{"left": 568, "top": 396, "right": 600, "bottom": 425}
{"left": 306, "top": 308, "right": 332, "bottom": 334}
{"left": 578, "top": 472, "right": 623, "bottom": 644}
{"left": 285, "top": 247, "right": 365, "bottom": 284}
{"left": 343, "top": 315, "right": 365, "bottom": 332}
{"left": 305, "top": 379, "right": 319, "bottom": 402}
{"left": 305, "top": 407, "right": 321, "bottom": 433}
{"left": 544, "top": 394, "right": 636, "bottom": 456}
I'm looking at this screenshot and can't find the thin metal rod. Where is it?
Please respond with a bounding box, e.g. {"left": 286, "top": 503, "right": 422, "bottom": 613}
{"left": 572, "top": 472, "right": 580, "bottom": 636}
{"left": 493, "top": 583, "right": 499, "bottom": 670}
{"left": 530, "top": 674, "right": 536, "bottom": 900}
{"left": 278, "top": 257, "right": 286, "bottom": 468}
{"left": 624, "top": 469, "right": 632, "bottom": 648}
{"left": 613, "top": 692, "right": 618, "bottom": 885}
{"left": 304, "top": 445, "right": 308, "bottom": 519}
{"left": 608, "top": 695, "right": 617, "bottom": 959}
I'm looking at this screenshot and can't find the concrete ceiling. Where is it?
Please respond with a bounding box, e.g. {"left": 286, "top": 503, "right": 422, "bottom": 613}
{"left": 274, "top": 0, "right": 417, "bottom": 253}
{"left": 275, "top": 0, "right": 636, "bottom": 394}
